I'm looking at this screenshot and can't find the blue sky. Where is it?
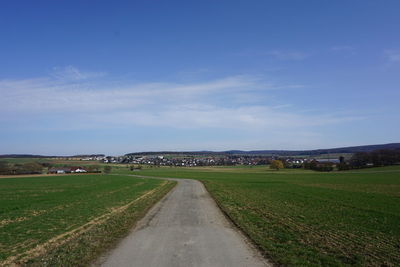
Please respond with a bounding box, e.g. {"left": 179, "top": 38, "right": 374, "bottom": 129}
{"left": 1, "top": 0, "right": 399, "bottom": 155}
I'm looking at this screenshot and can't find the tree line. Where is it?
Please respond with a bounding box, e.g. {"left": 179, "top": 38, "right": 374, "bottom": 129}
{"left": 306, "top": 149, "right": 400, "bottom": 172}
{"left": 339, "top": 149, "right": 400, "bottom": 170}
{"left": 282, "top": 149, "right": 400, "bottom": 172}
{"left": 0, "top": 161, "right": 44, "bottom": 175}
{"left": 0, "top": 162, "right": 110, "bottom": 175}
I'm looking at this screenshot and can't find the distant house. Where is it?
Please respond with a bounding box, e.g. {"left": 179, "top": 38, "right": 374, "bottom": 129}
{"left": 48, "top": 167, "right": 70, "bottom": 174}
{"left": 48, "top": 166, "right": 87, "bottom": 174}
{"left": 71, "top": 167, "right": 87, "bottom": 173}
{"left": 285, "top": 159, "right": 304, "bottom": 168}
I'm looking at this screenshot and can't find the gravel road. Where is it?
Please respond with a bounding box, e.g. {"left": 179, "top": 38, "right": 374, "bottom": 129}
{"left": 95, "top": 178, "right": 270, "bottom": 267}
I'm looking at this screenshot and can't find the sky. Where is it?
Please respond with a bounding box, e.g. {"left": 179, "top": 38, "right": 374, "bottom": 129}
{"left": 1, "top": 0, "right": 399, "bottom": 155}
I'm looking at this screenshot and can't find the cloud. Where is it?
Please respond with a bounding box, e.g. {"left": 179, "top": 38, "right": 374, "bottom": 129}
{"left": 384, "top": 50, "right": 400, "bottom": 62}
{"left": 266, "top": 50, "right": 308, "bottom": 61}
{"left": 51, "top": 65, "right": 106, "bottom": 81}
{"left": 91, "top": 105, "right": 361, "bottom": 131}
{"left": 0, "top": 74, "right": 266, "bottom": 113}
{"left": 0, "top": 66, "right": 361, "bottom": 134}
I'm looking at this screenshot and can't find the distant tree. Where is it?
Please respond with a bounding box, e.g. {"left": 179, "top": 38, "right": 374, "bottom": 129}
{"left": 0, "top": 161, "right": 11, "bottom": 175}
{"left": 349, "top": 149, "right": 400, "bottom": 169}
{"left": 350, "top": 152, "right": 371, "bottom": 168}
{"left": 314, "top": 164, "right": 334, "bottom": 172}
{"left": 303, "top": 160, "right": 317, "bottom": 170}
{"left": 87, "top": 165, "right": 100, "bottom": 173}
{"left": 371, "top": 149, "right": 400, "bottom": 166}
{"left": 304, "top": 160, "right": 333, "bottom": 172}
{"left": 270, "top": 160, "right": 284, "bottom": 170}
{"left": 0, "top": 161, "right": 44, "bottom": 175}
{"left": 40, "top": 162, "right": 52, "bottom": 168}
{"left": 337, "top": 162, "right": 351, "bottom": 171}
{"left": 21, "top": 162, "right": 43, "bottom": 174}
{"left": 103, "top": 166, "right": 112, "bottom": 174}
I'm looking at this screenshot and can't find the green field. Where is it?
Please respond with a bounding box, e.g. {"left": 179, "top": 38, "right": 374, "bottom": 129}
{"left": 0, "top": 174, "right": 175, "bottom": 266}
{"left": 131, "top": 165, "right": 400, "bottom": 266}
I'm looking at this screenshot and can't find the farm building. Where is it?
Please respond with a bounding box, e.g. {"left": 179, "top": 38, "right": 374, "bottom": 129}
{"left": 48, "top": 167, "right": 87, "bottom": 174}
{"left": 71, "top": 167, "right": 87, "bottom": 173}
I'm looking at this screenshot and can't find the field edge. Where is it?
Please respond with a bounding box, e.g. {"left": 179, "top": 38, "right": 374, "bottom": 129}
{"left": 6, "top": 178, "right": 177, "bottom": 267}
{"left": 199, "top": 179, "right": 277, "bottom": 266}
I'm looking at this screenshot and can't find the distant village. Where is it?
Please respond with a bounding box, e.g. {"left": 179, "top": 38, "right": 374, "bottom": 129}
{"left": 1, "top": 146, "right": 398, "bottom": 176}
{"left": 71, "top": 154, "right": 341, "bottom": 168}
{"left": 66, "top": 147, "right": 400, "bottom": 172}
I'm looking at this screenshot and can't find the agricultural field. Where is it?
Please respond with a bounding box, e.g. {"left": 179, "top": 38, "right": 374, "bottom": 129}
{"left": 0, "top": 157, "right": 112, "bottom": 167}
{"left": 0, "top": 174, "right": 175, "bottom": 266}
{"left": 133, "top": 165, "right": 400, "bottom": 266}
{"left": 0, "top": 158, "right": 52, "bottom": 164}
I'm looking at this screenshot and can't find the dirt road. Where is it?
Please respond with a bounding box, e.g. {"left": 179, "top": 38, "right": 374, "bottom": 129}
{"left": 96, "top": 178, "right": 269, "bottom": 267}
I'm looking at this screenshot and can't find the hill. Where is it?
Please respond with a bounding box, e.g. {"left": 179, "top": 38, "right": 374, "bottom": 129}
{"left": 2, "top": 143, "right": 399, "bottom": 158}
{"left": 126, "top": 143, "right": 400, "bottom": 157}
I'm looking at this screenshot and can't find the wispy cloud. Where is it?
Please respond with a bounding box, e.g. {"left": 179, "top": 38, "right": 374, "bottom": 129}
{"left": 0, "top": 74, "right": 264, "bottom": 113}
{"left": 0, "top": 66, "right": 361, "bottom": 134}
{"left": 384, "top": 50, "right": 400, "bottom": 62}
{"left": 51, "top": 65, "right": 106, "bottom": 81}
{"left": 91, "top": 105, "right": 361, "bottom": 130}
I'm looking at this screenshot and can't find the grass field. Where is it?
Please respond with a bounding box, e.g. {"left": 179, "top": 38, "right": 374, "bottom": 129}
{"left": 0, "top": 174, "right": 176, "bottom": 266}
{"left": 131, "top": 165, "right": 400, "bottom": 266}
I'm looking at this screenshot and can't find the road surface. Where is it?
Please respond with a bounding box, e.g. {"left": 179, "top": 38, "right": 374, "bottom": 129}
{"left": 95, "top": 178, "right": 270, "bottom": 267}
